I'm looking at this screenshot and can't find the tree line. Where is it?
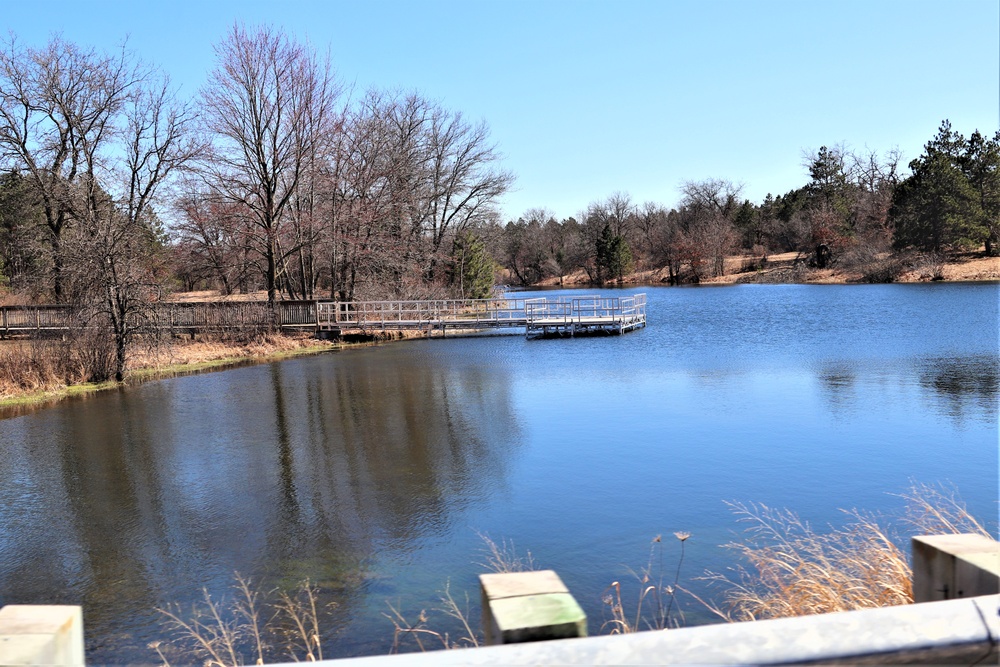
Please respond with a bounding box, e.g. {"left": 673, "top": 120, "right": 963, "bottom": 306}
{"left": 0, "top": 26, "right": 996, "bottom": 380}
{"left": 0, "top": 26, "right": 513, "bottom": 304}
{"left": 491, "top": 121, "right": 998, "bottom": 288}
{"left": 0, "top": 27, "right": 512, "bottom": 379}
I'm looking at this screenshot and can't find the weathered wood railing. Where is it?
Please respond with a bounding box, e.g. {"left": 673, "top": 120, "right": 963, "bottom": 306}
{"left": 0, "top": 301, "right": 320, "bottom": 337}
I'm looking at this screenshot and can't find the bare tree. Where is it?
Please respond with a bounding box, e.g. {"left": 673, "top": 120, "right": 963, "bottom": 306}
{"left": 579, "top": 192, "right": 636, "bottom": 281}
{"left": 200, "top": 24, "right": 341, "bottom": 305}
{"left": 325, "top": 89, "right": 512, "bottom": 299}
{"left": 679, "top": 179, "right": 743, "bottom": 277}
{"left": 0, "top": 35, "right": 139, "bottom": 300}
{"left": 584, "top": 192, "right": 635, "bottom": 239}
{"left": 420, "top": 107, "right": 514, "bottom": 278}
{"left": 173, "top": 187, "right": 257, "bottom": 295}
{"left": 325, "top": 89, "right": 414, "bottom": 301}
{"left": 849, "top": 147, "right": 901, "bottom": 247}
{"left": 635, "top": 201, "right": 670, "bottom": 269}
{"left": 65, "top": 72, "right": 198, "bottom": 380}
{"left": 0, "top": 34, "right": 196, "bottom": 379}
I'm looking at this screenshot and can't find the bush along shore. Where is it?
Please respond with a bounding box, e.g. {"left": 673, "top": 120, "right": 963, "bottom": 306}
{"left": 0, "top": 331, "right": 409, "bottom": 414}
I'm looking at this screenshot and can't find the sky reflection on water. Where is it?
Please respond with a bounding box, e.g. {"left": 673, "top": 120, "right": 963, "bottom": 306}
{"left": 0, "top": 283, "right": 996, "bottom": 662}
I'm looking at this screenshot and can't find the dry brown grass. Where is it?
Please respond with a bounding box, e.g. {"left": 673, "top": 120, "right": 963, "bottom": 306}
{"left": 475, "top": 533, "right": 536, "bottom": 574}
{"left": 704, "top": 504, "right": 912, "bottom": 621}
{"left": 384, "top": 582, "right": 481, "bottom": 653}
{"left": 134, "top": 333, "right": 331, "bottom": 368}
{"left": 0, "top": 339, "right": 87, "bottom": 396}
{"left": 154, "top": 574, "right": 327, "bottom": 666}
{"left": 895, "top": 480, "right": 991, "bottom": 537}
{"left": 702, "top": 482, "right": 993, "bottom": 622}
{"left": 0, "top": 332, "right": 338, "bottom": 404}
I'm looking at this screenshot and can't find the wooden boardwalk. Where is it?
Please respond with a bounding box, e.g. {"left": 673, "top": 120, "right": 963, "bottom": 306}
{"left": 0, "top": 294, "right": 647, "bottom": 339}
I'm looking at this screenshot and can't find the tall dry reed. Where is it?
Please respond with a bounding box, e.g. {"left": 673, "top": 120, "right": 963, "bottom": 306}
{"left": 602, "top": 532, "right": 690, "bottom": 633}
{"left": 0, "top": 338, "right": 85, "bottom": 396}
{"left": 154, "top": 574, "right": 328, "bottom": 666}
{"left": 702, "top": 481, "right": 993, "bottom": 622}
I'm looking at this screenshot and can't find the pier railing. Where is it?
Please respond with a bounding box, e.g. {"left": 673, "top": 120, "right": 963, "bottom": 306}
{"left": 524, "top": 294, "right": 646, "bottom": 324}
{"left": 1, "top": 294, "right": 647, "bottom": 338}
{"left": 315, "top": 298, "right": 531, "bottom": 328}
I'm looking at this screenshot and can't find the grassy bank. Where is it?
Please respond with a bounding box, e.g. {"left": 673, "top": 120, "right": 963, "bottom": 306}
{"left": 0, "top": 333, "right": 375, "bottom": 414}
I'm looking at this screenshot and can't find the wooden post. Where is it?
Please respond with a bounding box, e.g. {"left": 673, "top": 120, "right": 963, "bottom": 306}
{"left": 912, "top": 534, "right": 1000, "bottom": 603}
{"left": 480, "top": 570, "right": 587, "bottom": 645}
{"left": 0, "top": 605, "right": 85, "bottom": 666}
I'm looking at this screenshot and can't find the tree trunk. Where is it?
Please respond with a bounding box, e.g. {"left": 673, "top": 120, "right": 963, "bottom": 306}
{"left": 986, "top": 232, "right": 998, "bottom": 257}
{"left": 266, "top": 237, "right": 278, "bottom": 305}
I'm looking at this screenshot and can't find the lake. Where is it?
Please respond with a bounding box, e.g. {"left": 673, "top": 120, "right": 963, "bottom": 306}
{"left": 0, "top": 283, "right": 997, "bottom": 663}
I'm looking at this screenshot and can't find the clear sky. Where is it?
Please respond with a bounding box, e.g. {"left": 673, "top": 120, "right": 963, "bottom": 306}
{"left": 4, "top": 0, "right": 998, "bottom": 221}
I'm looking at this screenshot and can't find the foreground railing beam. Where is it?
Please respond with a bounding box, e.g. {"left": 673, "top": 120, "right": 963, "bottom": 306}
{"left": 273, "top": 595, "right": 999, "bottom": 666}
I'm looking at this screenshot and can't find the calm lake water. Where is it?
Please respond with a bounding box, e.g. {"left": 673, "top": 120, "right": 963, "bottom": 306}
{"left": 1, "top": 283, "right": 997, "bottom": 663}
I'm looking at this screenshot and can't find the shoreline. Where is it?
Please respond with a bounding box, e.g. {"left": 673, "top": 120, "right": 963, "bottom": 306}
{"left": 0, "top": 326, "right": 466, "bottom": 416}
{"left": 0, "top": 335, "right": 388, "bottom": 417}
{"left": 532, "top": 251, "right": 1000, "bottom": 288}
{"left": 3, "top": 264, "right": 998, "bottom": 414}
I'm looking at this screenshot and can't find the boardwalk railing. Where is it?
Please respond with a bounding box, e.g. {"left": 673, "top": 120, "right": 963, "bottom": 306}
{"left": 315, "top": 298, "right": 531, "bottom": 329}
{"left": 0, "top": 302, "right": 320, "bottom": 336}
{"left": 1, "top": 295, "right": 647, "bottom": 339}
{"left": 318, "top": 294, "right": 646, "bottom": 337}
{"left": 0, "top": 305, "right": 72, "bottom": 332}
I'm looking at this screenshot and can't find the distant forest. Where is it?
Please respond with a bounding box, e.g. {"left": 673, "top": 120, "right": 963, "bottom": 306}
{"left": 493, "top": 121, "right": 999, "bottom": 288}
{"left": 1, "top": 27, "right": 997, "bottom": 316}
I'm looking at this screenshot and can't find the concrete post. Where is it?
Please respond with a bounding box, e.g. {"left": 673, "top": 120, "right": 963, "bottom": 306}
{"left": 0, "top": 605, "right": 85, "bottom": 666}
{"left": 912, "top": 534, "right": 1000, "bottom": 603}
{"left": 479, "top": 570, "right": 586, "bottom": 645}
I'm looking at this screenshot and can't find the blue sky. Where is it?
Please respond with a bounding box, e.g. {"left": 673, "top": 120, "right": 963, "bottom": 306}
{"left": 4, "top": 0, "right": 998, "bottom": 221}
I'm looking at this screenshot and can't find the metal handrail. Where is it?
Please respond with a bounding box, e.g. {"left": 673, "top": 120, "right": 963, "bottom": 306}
{"left": 2, "top": 294, "right": 647, "bottom": 336}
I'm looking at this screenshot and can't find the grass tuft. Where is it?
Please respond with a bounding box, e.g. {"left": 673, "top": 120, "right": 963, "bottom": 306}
{"left": 155, "top": 573, "right": 331, "bottom": 666}
{"left": 702, "top": 481, "right": 992, "bottom": 622}
{"left": 384, "top": 581, "right": 481, "bottom": 653}
{"left": 475, "top": 532, "right": 536, "bottom": 574}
